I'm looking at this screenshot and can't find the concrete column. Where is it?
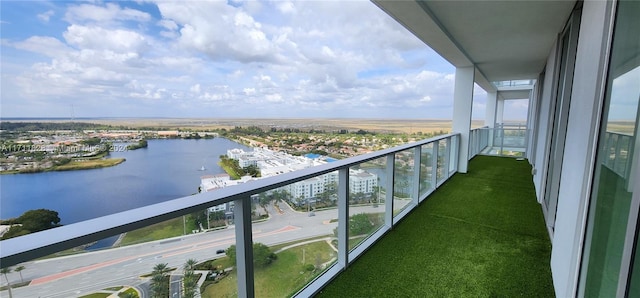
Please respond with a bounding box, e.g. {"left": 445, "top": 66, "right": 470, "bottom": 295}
{"left": 485, "top": 91, "right": 498, "bottom": 128}
{"left": 496, "top": 99, "right": 505, "bottom": 125}
{"left": 485, "top": 91, "right": 498, "bottom": 147}
{"left": 234, "top": 197, "right": 254, "bottom": 298}
{"left": 337, "top": 168, "right": 349, "bottom": 267}
{"left": 452, "top": 66, "right": 475, "bottom": 173}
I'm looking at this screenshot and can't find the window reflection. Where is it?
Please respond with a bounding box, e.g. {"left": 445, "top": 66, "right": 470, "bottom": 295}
{"left": 581, "top": 0, "right": 639, "bottom": 296}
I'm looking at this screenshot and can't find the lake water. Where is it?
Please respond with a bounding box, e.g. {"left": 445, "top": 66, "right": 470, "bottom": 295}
{"left": 0, "top": 138, "right": 249, "bottom": 225}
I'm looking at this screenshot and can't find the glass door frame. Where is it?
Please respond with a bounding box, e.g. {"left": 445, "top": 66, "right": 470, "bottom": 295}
{"left": 542, "top": 6, "right": 582, "bottom": 232}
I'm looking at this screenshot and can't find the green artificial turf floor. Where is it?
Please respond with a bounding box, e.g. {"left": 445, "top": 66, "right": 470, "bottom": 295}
{"left": 316, "top": 156, "right": 554, "bottom": 297}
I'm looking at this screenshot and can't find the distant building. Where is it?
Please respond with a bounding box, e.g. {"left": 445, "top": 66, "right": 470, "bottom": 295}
{"left": 157, "top": 131, "right": 179, "bottom": 138}
{"left": 221, "top": 148, "right": 377, "bottom": 204}
{"left": 200, "top": 174, "right": 252, "bottom": 212}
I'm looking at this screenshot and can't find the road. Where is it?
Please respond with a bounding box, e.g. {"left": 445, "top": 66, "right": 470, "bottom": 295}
{"left": 5, "top": 200, "right": 410, "bottom": 297}
{"left": 170, "top": 274, "right": 182, "bottom": 298}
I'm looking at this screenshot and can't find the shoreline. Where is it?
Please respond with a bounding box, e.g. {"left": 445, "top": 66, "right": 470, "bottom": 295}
{"left": 0, "top": 158, "right": 126, "bottom": 175}
{"left": 112, "top": 233, "right": 126, "bottom": 247}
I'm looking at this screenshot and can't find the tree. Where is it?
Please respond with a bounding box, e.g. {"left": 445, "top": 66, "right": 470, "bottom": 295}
{"left": 182, "top": 259, "right": 198, "bottom": 298}
{"left": 22, "top": 209, "right": 60, "bottom": 230}
{"left": 334, "top": 213, "right": 378, "bottom": 238}
{"left": 226, "top": 243, "right": 277, "bottom": 268}
{"left": 226, "top": 245, "right": 236, "bottom": 262}
{"left": 150, "top": 263, "right": 171, "bottom": 298}
{"left": 243, "top": 164, "right": 260, "bottom": 177}
{"left": 81, "top": 137, "right": 101, "bottom": 146}
{"left": 258, "top": 193, "right": 270, "bottom": 207}
{"left": 252, "top": 243, "right": 277, "bottom": 268}
{"left": 350, "top": 192, "right": 366, "bottom": 203}
{"left": 14, "top": 266, "right": 25, "bottom": 283}
{"left": 1, "top": 267, "right": 13, "bottom": 298}
{"left": 1, "top": 209, "right": 61, "bottom": 240}
{"left": 150, "top": 275, "right": 167, "bottom": 298}
{"left": 350, "top": 213, "right": 375, "bottom": 236}
{"left": 183, "top": 259, "right": 197, "bottom": 272}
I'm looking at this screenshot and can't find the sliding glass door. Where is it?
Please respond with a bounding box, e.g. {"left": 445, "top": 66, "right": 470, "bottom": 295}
{"left": 580, "top": 0, "right": 640, "bottom": 296}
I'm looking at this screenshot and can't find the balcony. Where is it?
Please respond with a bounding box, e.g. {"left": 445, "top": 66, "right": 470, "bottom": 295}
{"left": 0, "top": 131, "right": 553, "bottom": 297}
{"left": 470, "top": 126, "right": 529, "bottom": 158}
{"left": 318, "top": 155, "right": 553, "bottom": 297}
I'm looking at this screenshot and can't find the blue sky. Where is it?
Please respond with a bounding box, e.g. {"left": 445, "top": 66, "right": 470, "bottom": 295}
{"left": 0, "top": 0, "right": 530, "bottom": 120}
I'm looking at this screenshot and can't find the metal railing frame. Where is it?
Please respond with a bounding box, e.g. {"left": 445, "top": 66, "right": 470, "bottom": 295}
{"left": 468, "top": 127, "right": 529, "bottom": 159}
{"left": 602, "top": 131, "right": 633, "bottom": 181}
{"left": 0, "top": 133, "right": 461, "bottom": 297}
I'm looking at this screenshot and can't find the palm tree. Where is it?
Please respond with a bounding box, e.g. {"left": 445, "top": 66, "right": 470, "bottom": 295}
{"left": 150, "top": 275, "right": 167, "bottom": 298}
{"left": 14, "top": 266, "right": 25, "bottom": 283}
{"left": 1, "top": 267, "right": 13, "bottom": 298}
{"left": 150, "top": 263, "right": 170, "bottom": 298}
{"left": 152, "top": 263, "right": 170, "bottom": 276}
{"left": 183, "top": 259, "right": 197, "bottom": 271}
{"left": 182, "top": 259, "right": 198, "bottom": 298}
{"left": 183, "top": 277, "right": 196, "bottom": 298}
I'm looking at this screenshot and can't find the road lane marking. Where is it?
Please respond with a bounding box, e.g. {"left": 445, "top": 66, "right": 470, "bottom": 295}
{"left": 28, "top": 225, "right": 301, "bottom": 286}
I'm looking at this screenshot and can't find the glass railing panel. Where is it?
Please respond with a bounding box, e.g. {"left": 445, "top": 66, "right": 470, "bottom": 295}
{"left": 2, "top": 134, "right": 462, "bottom": 298}
{"left": 436, "top": 140, "right": 447, "bottom": 185}
{"left": 607, "top": 133, "right": 619, "bottom": 168}
{"left": 502, "top": 129, "right": 526, "bottom": 147}
{"left": 419, "top": 143, "right": 434, "bottom": 200}
{"left": 604, "top": 132, "right": 616, "bottom": 168}
{"left": 603, "top": 132, "right": 634, "bottom": 179}
{"left": 182, "top": 203, "right": 238, "bottom": 298}
{"left": 501, "top": 129, "right": 526, "bottom": 157}
{"left": 493, "top": 79, "right": 534, "bottom": 88}
{"left": 468, "top": 128, "right": 489, "bottom": 159}
{"left": 393, "top": 149, "right": 415, "bottom": 216}
{"left": 6, "top": 208, "right": 237, "bottom": 298}
{"left": 348, "top": 158, "right": 386, "bottom": 252}
{"left": 614, "top": 134, "right": 632, "bottom": 176}
{"left": 252, "top": 178, "right": 339, "bottom": 298}
{"left": 449, "top": 136, "right": 457, "bottom": 174}
{"left": 478, "top": 128, "right": 527, "bottom": 158}
{"left": 492, "top": 128, "right": 505, "bottom": 154}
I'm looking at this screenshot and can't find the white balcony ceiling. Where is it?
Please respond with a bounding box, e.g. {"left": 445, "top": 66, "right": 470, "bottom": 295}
{"left": 373, "top": 0, "right": 577, "bottom": 91}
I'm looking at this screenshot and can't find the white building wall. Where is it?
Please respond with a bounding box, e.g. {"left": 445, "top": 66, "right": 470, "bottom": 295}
{"left": 227, "top": 148, "right": 245, "bottom": 159}
{"left": 526, "top": 83, "right": 539, "bottom": 162}
{"left": 452, "top": 66, "right": 475, "bottom": 173}
{"left": 238, "top": 158, "right": 255, "bottom": 168}
{"left": 532, "top": 40, "right": 560, "bottom": 201}
{"left": 349, "top": 172, "right": 378, "bottom": 194}
{"left": 485, "top": 92, "right": 498, "bottom": 128}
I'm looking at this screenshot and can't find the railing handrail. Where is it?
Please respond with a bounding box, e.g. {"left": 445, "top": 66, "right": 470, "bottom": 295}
{"left": 0, "top": 133, "right": 459, "bottom": 267}
{"left": 606, "top": 130, "right": 633, "bottom": 137}
{"left": 602, "top": 131, "right": 634, "bottom": 181}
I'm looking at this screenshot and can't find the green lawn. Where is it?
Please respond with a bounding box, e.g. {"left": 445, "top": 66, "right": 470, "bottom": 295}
{"left": 118, "top": 217, "right": 185, "bottom": 245}
{"left": 317, "top": 156, "right": 554, "bottom": 297}
{"left": 202, "top": 240, "right": 336, "bottom": 297}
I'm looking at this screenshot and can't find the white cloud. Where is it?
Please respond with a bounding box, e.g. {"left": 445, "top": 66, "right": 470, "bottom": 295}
{"left": 65, "top": 3, "right": 151, "bottom": 24}
{"left": 277, "top": 1, "right": 296, "bottom": 15}
{"left": 63, "top": 25, "right": 149, "bottom": 53}
{"left": 157, "top": 19, "right": 178, "bottom": 31}
{"left": 243, "top": 88, "right": 256, "bottom": 95}
{"left": 37, "top": 10, "right": 55, "bottom": 22}
{"left": 154, "top": 1, "right": 279, "bottom": 63}
{"left": 265, "top": 93, "right": 283, "bottom": 103}
{"left": 1, "top": 0, "right": 458, "bottom": 118}
{"left": 13, "top": 36, "right": 72, "bottom": 57}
